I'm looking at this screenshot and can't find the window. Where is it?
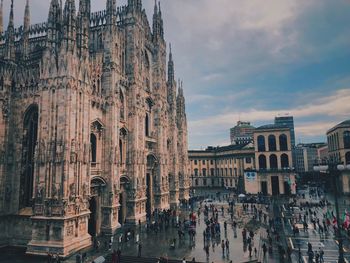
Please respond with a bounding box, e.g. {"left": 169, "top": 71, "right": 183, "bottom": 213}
{"left": 259, "top": 155, "right": 267, "bottom": 169}
{"left": 202, "top": 168, "right": 206, "bottom": 176}
{"left": 210, "top": 168, "right": 215, "bottom": 176}
{"left": 268, "top": 135, "right": 277, "bottom": 151}
{"left": 194, "top": 160, "right": 198, "bottom": 165}
{"left": 246, "top": 157, "right": 251, "bottom": 163}
{"left": 225, "top": 168, "right": 228, "bottom": 176}
{"left": 258, "top": 135, "right": 266, "bottom": 152}
{"left": 269, "top": 154, "right": 278, "bottom": 169}
{"left": 119, "top": 91, "right": 125, "bottom": 120}
{"left": 194, "top": 169, "right": 198, "bottom": 176}
{"left": 90, "top": 133, "right": 97, "bottom": 163}
{"left": 195, "top": 179, "right": 198, "bottom": 186}
{"left": 202, "top": 160, "right": 206, "bottom": 165}
{"left": 281, "top": 154, "right": 289, "bottom": 168}
{"left": 203, "top": 179, "right": 207, "bottom": 186}
{"left": 344, "top": 131, "right": 350, "bottom": 149}
{"left": 210, "top": 160, "right": 214, "bottom": 165}
{"left": 346, "top": 152, "right": 350, "bottom": 164}
{"left": 234, "top": 168, "right": 237, "bottom": 177}
{"left": 279, "top": 134, "right": 288, "bottom": 151}
{"left": 230, "top": 168, "right": 233, "bottom": 176}
{"left": 145, "top": 114, "right": 150, "bottom": 137}
{"left": 221, "top": 168, "right": 224, "bottom": 176}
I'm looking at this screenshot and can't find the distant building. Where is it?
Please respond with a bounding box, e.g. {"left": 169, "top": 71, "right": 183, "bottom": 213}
{"left": 275, "top": 116, "right": 295, "bottom": 147}
{"left": 327, "top": 120, "right": 350, "bottom": 194}
{"left": 188, "top": 144, "right": 255, "bottom": 191}
{"left": 317, "top": 145, "right": 329, "bottom": 162}
{"left": 295, "top": 143, "right": 327, "bottom": 173}
{"left": 230, "top": 121, "right": 255, "bottom": 145}
{"left": 250, "top": 124, "right": 296, "bottom": 195}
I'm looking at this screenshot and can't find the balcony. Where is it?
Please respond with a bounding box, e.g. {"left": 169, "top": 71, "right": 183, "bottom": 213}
{"left": 257, "top": 167, "right": 295, "bottom": 174}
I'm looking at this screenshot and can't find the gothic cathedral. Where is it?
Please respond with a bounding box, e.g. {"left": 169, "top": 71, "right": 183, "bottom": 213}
{"left": 0, "top": 0, "right": 190, "bottom": 257}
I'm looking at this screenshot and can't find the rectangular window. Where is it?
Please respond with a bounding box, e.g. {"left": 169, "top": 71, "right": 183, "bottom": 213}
{"left": 202, "top": 160, "right": 205, "bottom": 165}
{"left": 194, "top": 160, "right": 198, "bottom": 165}
{"left": 246, "top": 157, "right": 251, "bottom": 163}
{"left": 210, "top": 160, "right": 214, "bottom": 165}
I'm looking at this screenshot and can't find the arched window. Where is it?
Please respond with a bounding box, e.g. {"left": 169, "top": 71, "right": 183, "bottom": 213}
{"left": 259, "top": 155, "right": 267, "bottom": 169}
{"left": 202, "top": 168, "right": 206, "bottom": 176}
{"left": 281, "top": 154, "right": 289, "bottom": 168}
{"left": 279, "top": 134, "right": 288, "bottom": 151}
{"left": 258, "top": 135, "right": 266, "bottom": 152}
{"left": 344, "top": 131, "right": 350, "bottom": 149}
{"left": 346, "top": 152, "right": 350, "bottom": 165}
{"left": 145, "top": 114, "right": 149, "bottom": 137}
{"left": 269, "top": 154, "right": 278, "bottom": 169}
{"left": 20, "top": 105, "right": 39, "bottom": 208}
{"left": 194, "top": 169, "right": 198, "bottom": 176}
{"left": 268, "top": 135, "right": 277, "bottom": 151}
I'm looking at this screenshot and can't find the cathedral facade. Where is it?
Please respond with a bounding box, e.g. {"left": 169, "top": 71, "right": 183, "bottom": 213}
{"left": 0, "top": 0, "right": 190, "bottom": 257}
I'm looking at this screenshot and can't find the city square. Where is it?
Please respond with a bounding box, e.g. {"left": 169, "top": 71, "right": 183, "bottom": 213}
{"left": 0, "top": 0, "right": 349, "bottom": 263}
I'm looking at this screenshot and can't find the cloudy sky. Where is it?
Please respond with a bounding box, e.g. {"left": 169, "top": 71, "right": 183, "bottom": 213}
{"left": 3, "top": 0, "right": 350, "bottom": 149}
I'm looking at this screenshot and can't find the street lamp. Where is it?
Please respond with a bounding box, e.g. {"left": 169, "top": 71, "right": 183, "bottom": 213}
{"left": 313, "top": 161, "right": 346, "bottom": 263}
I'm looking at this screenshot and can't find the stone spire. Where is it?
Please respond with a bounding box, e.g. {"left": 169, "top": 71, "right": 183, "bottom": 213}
{"left": 0, "top": 0, "right": 3, "bottom": 35}
{"left": 168, "top": 43, "right": 175, "bottom": 86}
{"left": 152, "top": 1, "right": 164, "bottom": 41}
{"left": 47, "top": 0, "right": 62, "bottom": 52}
{"left": 77, "top": 0, "right": 90, "bottom": 57}
{"left": 106, "top": 0, "right": 116, "bottom": 28}
{"left": 5, "top": 0, "right": 15, "bottom": 60}
{"left": 22, "top": 0, "right": 31, "bottom": 59}
{"left": 62, "top": 0, "right": 76, "bottom": 52}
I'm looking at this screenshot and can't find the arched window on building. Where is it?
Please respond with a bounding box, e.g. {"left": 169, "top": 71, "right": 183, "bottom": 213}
{"left": 259, "top": 155, "right": 267, "bottom": 169}
{"left": 258, "top": 135, "right": 266, "bottom": 152}
{"left": 344, "top": 131, "right": 350, "bottom": 149}
{"left": 279, "top": 134, "right": 288, "bottom": 151}
{"left": 202, "top": 168, "right": 206, "bottom": 176}
{"left": 269, "top": 154, "right": 278, "bottom": 169}
{"left": 20, "top": 105, "right": 39, "bottom": 208}
{"left": 211, "top": 168, "right": 215, "bottom": 176}
{"left": 281, "top": 154, "right": 289, "bottom": 168}
{"left": 268, "top": 135, "right": 277, "bottom": 151}
{"left": 345, "top": 152, "right": 350, "bottom": 165}
{"left": 90, "top": 133, "right": 97, "bottom": 164}
{"left": 194, "top": 169, "right": 198, "bottom": 176}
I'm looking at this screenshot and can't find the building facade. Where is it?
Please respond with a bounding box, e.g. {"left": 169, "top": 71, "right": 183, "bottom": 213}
{"left": 295, "top": 143, "right": 327, "bottom": 173}
{"left": 0, "top": 0, "right": 190, "bottom": 257}
{"left": 250, "top": 125, "right": 296, "bottom": 195}
{"left": 230, "top": 121, "right": 255, "bottom": 145}
{"left": 327, "top": 120, "right": 350, "bottom": 194}
{"left": 188, "top": 144, "right": 255, "bottom": 191}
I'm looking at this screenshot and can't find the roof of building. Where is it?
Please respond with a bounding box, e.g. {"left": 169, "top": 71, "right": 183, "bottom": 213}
{"left": 327, "top": 119, "right": 350, "bottom": 134}
{"left": 296, "top": 142, "right": 327, "bottom": 149}
{"left": 189, "top": 142, "right": 253, "bottom": 154}
{"left": 255, "top": 124, "right": 290, "bottom": 131}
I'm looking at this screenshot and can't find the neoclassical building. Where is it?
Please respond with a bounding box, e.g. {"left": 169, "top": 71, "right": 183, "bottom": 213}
{"left": 0, "top": 0, "right": 190, "bottom": 257}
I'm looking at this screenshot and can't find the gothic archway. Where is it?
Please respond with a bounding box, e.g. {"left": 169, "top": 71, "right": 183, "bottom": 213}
{"left": 20, "top": 105, "right": 39, "bottom": 209}
{"left": 88, "top": 177, "right": 106, "bottom": 237}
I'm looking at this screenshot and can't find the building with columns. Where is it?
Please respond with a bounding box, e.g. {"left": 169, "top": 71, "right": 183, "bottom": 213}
{"left": 188, "top": 144, "right": 255, "bottom": 192}
{"left": 327, "top": 120, "right": 350, "bottom": 194}
{"left": 252, "top": 124, "right": 296, "bottom": 195}
{"left": 0, "top": 0, "right": 190, "bottom": 257}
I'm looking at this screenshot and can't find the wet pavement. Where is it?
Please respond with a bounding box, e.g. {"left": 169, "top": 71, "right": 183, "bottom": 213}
{"left": 1, "top": 201, "right": 264, "bottom": 263}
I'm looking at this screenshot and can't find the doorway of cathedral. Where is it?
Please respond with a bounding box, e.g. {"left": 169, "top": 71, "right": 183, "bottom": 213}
{"left": 89, "top": 177, "right": 105, "bottom": 237}
{"left": 146, "top": 154, "right": 157, "bottom": 218}
{"left": 146, "top": 173, "right": 152, "bottom": 217}
{"left": 88, "top": 196, "right": 97, "bottom": 237}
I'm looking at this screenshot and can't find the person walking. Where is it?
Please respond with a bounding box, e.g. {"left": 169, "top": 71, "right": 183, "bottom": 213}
{"left": 225, "top": 239, "right": 230, "bottom": 255}
{"left": 262, "top": 243, "right": 267, "bottom": 258}
{"left": 221, "top": 240, "right": 225, "bottom": 255}
{"left": 319, "top": 247, "right": 324, "bottom": 263}
{"left": 248, "top": 244, "right": 252, "bottom": 258}
{"left": 138, "top": 242, "right": 142, "bottom": 257}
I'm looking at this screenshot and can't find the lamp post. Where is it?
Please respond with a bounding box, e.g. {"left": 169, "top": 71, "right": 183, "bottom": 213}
{"left": 313, "top": 162, "right": 347, "bottom": 263}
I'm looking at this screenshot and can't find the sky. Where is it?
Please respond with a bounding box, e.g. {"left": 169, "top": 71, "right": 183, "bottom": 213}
{"left": 3, "top": 0, "right": 350, "bottom": 149}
